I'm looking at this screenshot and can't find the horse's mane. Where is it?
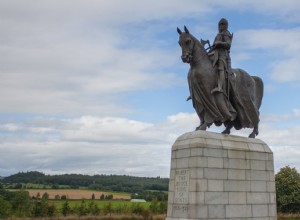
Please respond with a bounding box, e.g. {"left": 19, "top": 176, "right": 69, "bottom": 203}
{"left": 186, "top": 32, "right": 213, "bottom": 66}
{"left": 188, "top": 33, "right": 205, "bottom": 51}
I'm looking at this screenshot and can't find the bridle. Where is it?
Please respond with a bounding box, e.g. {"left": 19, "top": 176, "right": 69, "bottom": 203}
{"left": 177, "top": 26, "right": 196, "bottom": 63}
{"left": 178, "top": 32, "right": 194, "bottom": 63}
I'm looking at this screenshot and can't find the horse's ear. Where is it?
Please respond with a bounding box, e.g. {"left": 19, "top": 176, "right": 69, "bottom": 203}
{"left": 177, "top": 27, "right": 182, "bottom": 35}
{"left": 184, "top": 26, "right": 189, "bottom": 34}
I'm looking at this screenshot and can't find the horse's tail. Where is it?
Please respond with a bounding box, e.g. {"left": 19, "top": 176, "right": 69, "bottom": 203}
{"left": 252, "top": 76, "right": 264, "bottom": 109}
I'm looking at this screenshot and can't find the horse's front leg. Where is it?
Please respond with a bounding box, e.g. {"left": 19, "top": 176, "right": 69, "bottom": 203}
{"left": 195, "top": 122, "right": 208, "bottom": 131}
{"left": 249, "top": 125, "right": 259, "bottom": 138}
{"left": 222, "top": 121, "right": 233, "bottom": 135}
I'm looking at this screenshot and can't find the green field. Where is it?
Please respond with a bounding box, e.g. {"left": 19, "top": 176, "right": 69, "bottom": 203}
{"left": 53, "top": 200, "right": 151, "bottom": 209}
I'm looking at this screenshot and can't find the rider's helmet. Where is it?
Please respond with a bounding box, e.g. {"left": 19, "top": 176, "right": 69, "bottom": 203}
{"left": 218, "top": 18, "right": 228, "bottom": 32}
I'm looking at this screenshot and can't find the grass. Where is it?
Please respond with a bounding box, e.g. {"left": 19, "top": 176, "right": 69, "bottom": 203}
{"left": 278, "top": 218, "right": 300, "bottom": 220}
{"left": 278, "top": 213, "right": 300, "bottom": 220}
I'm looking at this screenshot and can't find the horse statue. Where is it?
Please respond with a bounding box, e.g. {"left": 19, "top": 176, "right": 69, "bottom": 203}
{"left": 177, "top": 26, "right": 263, "bottom": 138}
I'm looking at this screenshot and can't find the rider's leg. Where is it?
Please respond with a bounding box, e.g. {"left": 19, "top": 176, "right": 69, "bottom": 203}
{"left": 211, "top": 60, "right": 226, "bottom": 94}
{"left": 218, "top": 70, "right": 225, "bottom": 92}
{"left": 218, "top": 60, "right": 226, "bottom": 92}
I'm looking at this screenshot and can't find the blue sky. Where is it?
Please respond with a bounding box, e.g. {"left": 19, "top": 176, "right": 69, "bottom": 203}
{"left": 0, "top": 0, "right": 300, "bottom": 177}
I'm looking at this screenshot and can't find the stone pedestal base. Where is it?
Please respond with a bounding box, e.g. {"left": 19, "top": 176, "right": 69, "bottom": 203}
{"left": 166, "top": 131, "right": 277, "bottom": 220}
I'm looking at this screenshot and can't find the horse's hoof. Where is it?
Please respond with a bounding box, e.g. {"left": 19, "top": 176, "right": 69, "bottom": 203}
{"left": 196, "top": 123, "right": 207, "bottom": 131}
{"left": 248, "top": 133, "right": 256, "bottom": 138}
{"left": 222, "top": 129, "right": 230, "bottom": 135}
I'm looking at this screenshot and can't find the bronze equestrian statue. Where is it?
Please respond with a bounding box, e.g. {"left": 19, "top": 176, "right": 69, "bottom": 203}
{"left": 177, "top": 23, "right": 263, "bottom": 138}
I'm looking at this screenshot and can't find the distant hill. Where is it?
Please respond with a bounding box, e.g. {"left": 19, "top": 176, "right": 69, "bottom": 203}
{"left": 1, "top": 171, "right": 169, "bottom": 193}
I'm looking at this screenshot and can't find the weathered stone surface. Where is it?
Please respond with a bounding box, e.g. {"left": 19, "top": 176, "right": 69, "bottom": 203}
{"left": 208, "top": 205, "right": 226, "bottom": 218}
{"left": 166, "top": 130, "right": 277, "bottom": 220}
{"left": 225, "top": 205, "right": 252, "bottom": 218}
{"left": 228, "top": 169, "right": 246, "bottom": 180}
{"left": 228, "top": 192, "right": 247, "bottom": 204}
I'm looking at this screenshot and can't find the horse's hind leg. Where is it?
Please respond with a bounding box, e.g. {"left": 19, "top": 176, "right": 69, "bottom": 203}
{"left": 249, "top": 125, "right": 259, "bottom": 138}
{"left": 222, "top": 121, "right": 233, "bottom": 135}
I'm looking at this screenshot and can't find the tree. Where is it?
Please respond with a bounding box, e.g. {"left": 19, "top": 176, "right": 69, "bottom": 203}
{"left": 149, "top": 199, "right": 167, "bottom": 214}
{"left": 61, "top": 195, "right": 67, "bottom": 200}
{"left": 149, "top": 199, "right": 159, "bottom": 214}
{"left": 76, "top": 200, "right": 88, "bottom": 218}
{"left": 115, "top": 203, "right": 131, "bottom": 214}
{"left": 32, "top": 198, "right": 48, "bottom": 217}
{"left": 100, "top": 194, "right": 105, "bottom": 200}
{"left": 14, "top": 183, "right": 22, "bottom": 189}
{"left": 103, "top": 202, "right": 113, "bottom": 220}
{"left": 11, "top": 191, "right": 32, "bottom": 217}
{"left": 61, "top": 200, "right": 71, "bottom": 216}
{"left": 52, "top": 184, "right": 59, "bottom": 189}
{"left": 0, "top": 196, "right": 12, "bottom": 218}
{"left": 131, "top": 202, "right": 145, "bottom": 215}
{"left": 88, "top": 201, "right": 100, "bottom": 217}
{"left": 42, "top": 192, "right": 49, "bottom": 200}
{"left": 159, "top": 201, "right": 167, "bottom": 213}
{"left": 47, "top": 203, "right": 57, "bottom": 217}
{"left": 105, "top": 194, "right": 113, "bottom": 200}
{"left": 276, "top": 166, "right": 300, "bottom": 213}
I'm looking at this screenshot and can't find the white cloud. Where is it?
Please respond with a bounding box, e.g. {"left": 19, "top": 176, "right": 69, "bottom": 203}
{"left": 1, "top": 123, "right": 23, "bottom": 132}
{"left": 293, "top": 109, "right": 300, "bottom": 118}
{"left": 272, "top": 146, "right": 300, "bottom": 172}
{"left": 272, "top": 58, "right": 300, "bottom": 82}
{"left": 0, "top": 115, "right": 179, "bottom": 177}
{"left": 235, "top": 29, "right": 295, "bottom": 51}
{"left": 0, "top": 112, "right": 198, "bottom": 177}
{"left": 62, "top": 116, "right": 154, "bottom": 142}
{"left": 234, "top": 28, "right": 300, "bottom": 83}
{"left": 1, "top": 0, "right": 193, "bottom": 116}
{"left": 209, "top": 0, "right": 300, "bottom": 22}
{"left": 1, "top": 111, "right": 299, "bottom": 177}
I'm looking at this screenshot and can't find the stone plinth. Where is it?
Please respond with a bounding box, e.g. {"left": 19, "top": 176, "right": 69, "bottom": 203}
{"left": 166, "top": 131, "right": 277, "bottom": 220}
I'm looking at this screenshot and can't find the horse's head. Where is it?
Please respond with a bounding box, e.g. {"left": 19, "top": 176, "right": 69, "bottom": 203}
{"left": 177, "top": 26, "right": 195, "bottom": 63}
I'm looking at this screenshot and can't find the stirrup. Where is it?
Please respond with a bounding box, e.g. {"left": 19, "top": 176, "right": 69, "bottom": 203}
{"left": 211, "top": 87, "right": 223, "bottom": 94}
{"left": 211, "top": 87, "right": 228, "bottom": 97}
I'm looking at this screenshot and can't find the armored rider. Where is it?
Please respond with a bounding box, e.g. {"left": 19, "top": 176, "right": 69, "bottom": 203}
{"left": 210, "top": 18, "right": 233, "bottom": 95}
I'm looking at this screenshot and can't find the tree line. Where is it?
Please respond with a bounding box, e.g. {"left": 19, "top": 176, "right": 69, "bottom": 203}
{"left": 1, "top": 171, "right": 169, "bottom": 193}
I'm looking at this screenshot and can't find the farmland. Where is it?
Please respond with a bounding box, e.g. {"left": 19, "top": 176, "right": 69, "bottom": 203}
{"left": 13, "top": 189, "right": 130, "bottom": 200}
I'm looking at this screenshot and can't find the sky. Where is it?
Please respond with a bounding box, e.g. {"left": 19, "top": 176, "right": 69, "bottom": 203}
{"left": 0, "top": 0, "right": 300, "bottom": 177}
